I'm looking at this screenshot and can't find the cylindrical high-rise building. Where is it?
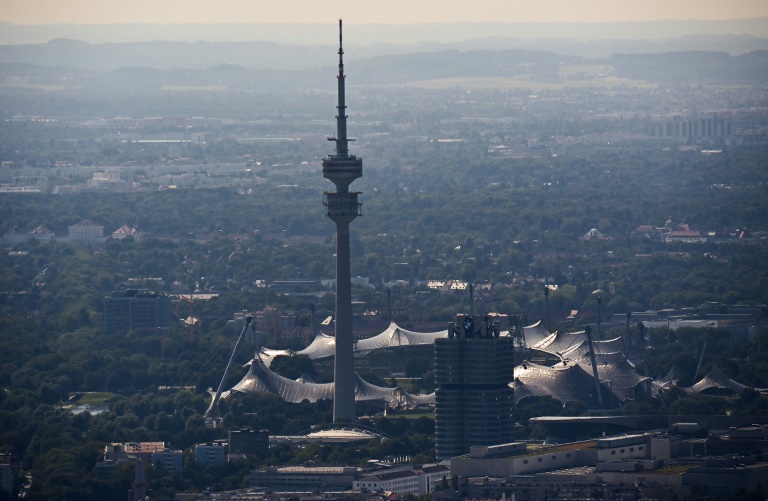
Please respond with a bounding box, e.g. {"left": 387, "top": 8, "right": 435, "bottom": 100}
{"left": 435, "top": 314, "right": 515, "bottom": 459}
{"left": 322, "top": 19, "right": 362, "bottom": 423}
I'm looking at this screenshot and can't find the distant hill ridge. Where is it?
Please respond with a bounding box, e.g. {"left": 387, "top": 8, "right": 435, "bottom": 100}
{"left": 1, "top": 18, "right": 768, "bottom": 45}
{"left": 0, "top": 47, "right": 766, "bottom": 89}
{"left": 0, "top": 35, "right": 767, "bottom": 76}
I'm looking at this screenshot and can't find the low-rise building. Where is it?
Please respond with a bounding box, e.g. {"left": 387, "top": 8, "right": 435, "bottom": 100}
{"left": 104, "top": 290, "right": 172, "bottom": 334}
{"left": 229, "top": 429, "right": 269, "bottom": 456}
{"left": 354, "top": 470, "right": 419, "bottom": 496}
{"left": 249, "top": 466, "right": 361, "bottom": 491}
{"left": 415, "top": 465, "right": 450, "bottom": 494}
{"left": 152, "top": 448, "right": 183, "bottom": 473}
{"left": 195, "top": 443, "right": 226, "bottom": 467}
{"left": 104, "top": 442, "right": 167, "bottom": 463}
{"left": 451, "top": 434, "right": 650, "bottom": 478}
{"left": 95, "top": 460, "right": 119, "bottom": 480}
{"left": 452, "top": 428, "right": 768, "bottom": 499}
{"left": 68, "top": 219, "right": 104, "bottom": 244}
{"left": 664, "top": 230, "right": 704, "bottom": 243}
{"left": 2, "top": 224, "right": 55, "bottom": 246}
{"left": 0, "top": 453, "right": 17, "bottom": 495}
{"left": 97, "top": 442, "right": 179, "bottom": 479}
{"left": 112, "top": 225, "right": 142, "bottom": 240}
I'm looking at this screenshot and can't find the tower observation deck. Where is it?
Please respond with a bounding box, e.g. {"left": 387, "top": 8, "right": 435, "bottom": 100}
{"left": 323, "top": 19, "right": 362, "bottom": 423}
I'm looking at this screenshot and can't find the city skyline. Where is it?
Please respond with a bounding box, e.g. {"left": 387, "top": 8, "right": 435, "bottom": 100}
{"left": 2, "top": 0, "right": 767, "bottom": 25}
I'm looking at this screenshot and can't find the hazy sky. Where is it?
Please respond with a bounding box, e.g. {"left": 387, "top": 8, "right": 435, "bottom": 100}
{"left": 3, "top": 0, "right": 768, "bottom": 24}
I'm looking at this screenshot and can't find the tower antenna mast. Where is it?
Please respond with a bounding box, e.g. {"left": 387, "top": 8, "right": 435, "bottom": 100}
{"left": 329, "top": 18, "right": 353, "bottom": 162}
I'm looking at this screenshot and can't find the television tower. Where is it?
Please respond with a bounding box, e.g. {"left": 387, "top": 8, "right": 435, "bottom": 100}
{"left": 323, "top": 19, "right": 362, "bottom": 423}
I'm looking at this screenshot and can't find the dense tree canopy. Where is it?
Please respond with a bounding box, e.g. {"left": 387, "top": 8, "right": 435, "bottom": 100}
{"left": 1, "top": 137, "right": 767, "bottom": 499}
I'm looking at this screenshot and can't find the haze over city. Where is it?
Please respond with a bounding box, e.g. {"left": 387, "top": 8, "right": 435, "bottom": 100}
{"left": 3, "top": 0, "right": 768, "bottom": 25}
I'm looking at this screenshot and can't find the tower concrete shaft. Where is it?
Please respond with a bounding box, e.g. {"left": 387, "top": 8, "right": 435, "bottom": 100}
{"left": 322, "top": 19, "right": 362, "bottom": 423}
{"left": 333, "top": 222, "right": 354, "bottom": 421}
